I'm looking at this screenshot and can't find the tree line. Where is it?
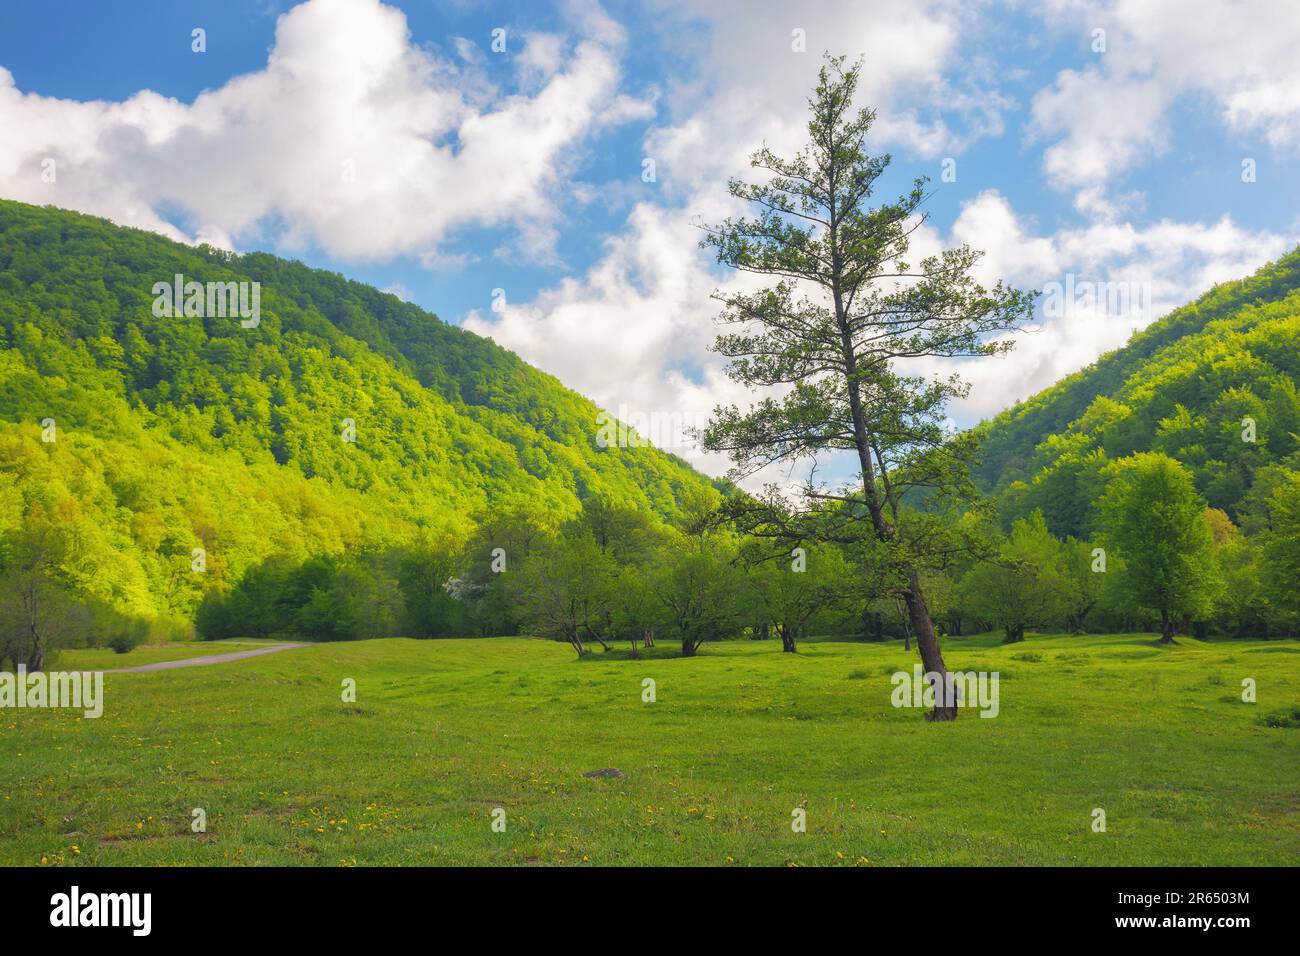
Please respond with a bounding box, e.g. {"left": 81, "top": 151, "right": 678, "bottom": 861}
{"left": 182, "top": 447, "right": 1298, "bottom": 655}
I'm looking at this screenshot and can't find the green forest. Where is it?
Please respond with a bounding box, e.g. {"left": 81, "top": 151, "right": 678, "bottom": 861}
{"left": 1, "top": 186, "right": 1298, "bottom": 671}
{"left": 0, "top": 198, "right": 721, "bottom": 663}
{"left": 977, "top": 247, "right": 1300, "bottom": 531}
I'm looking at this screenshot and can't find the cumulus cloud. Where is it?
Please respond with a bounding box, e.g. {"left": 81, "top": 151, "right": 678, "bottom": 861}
{"left": 1029, "top": 0, "right": 1300, "bottom": 210}
{"left": 467, "top": 0, "right": 1021, "bottom": 483}
{"left": 471, "top": 180, "right": 1295, "bottom": 482}
{"left": 466, "top": 0, "right": 1298, "bottom": 481}
{"left": 641, "top": 0, "right": 1012, "bottom": 198}
{"left": 0, "top": 0, "right": 648, "bottom": 263}
{"left": 920, "top": 190, "right": 1297, "bottom": 418}
{"left": 465, "top": 199, "right": 756, "bottom": 477}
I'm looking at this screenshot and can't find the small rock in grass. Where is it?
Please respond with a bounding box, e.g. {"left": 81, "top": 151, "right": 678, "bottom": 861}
{"left": 583, "top": 768, "right": 624, "bottom": 779}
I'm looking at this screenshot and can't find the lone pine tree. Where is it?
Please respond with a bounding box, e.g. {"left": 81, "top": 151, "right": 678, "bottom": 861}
{"left": 701, "top": 55, "right": 1033, "bottom": 719}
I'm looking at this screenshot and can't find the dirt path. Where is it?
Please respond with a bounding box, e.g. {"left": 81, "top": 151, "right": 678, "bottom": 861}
{"left": 108, "top": 643, "right": 310, "bottom": 673}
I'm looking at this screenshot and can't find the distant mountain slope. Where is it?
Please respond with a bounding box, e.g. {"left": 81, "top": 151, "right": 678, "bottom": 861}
{"left": 0, "top": 199, "right": 719, "bottom": 620}
{"left": 975, "top": 248, "right": 1300, "bottom": 536}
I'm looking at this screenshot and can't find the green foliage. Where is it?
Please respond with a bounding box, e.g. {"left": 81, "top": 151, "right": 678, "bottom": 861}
{"left": 651, "top": 531, "right": 749, "bottom": 657}
{"left": 397, "top": 546, "right": 464, "bottom": 639}
{"left": 1097, "top": 453, "right": 1219, "bottom": 639}
{"left": 1058, "top": 535, "right": 1109, "bottom": 632}
{"left": 960, "top": 245, "right": 1300, "bottom": 637}
{"left": 0, "top": 199, "right": 721, "bottom": 634}
{"left": 698, "top": 56, "right": 1034, "bottom": 713}
{"left": 958, "top": 511, "right": 1073, "bottom": 642}
{"left": 2, "top": 199, "right": 1294, "bottom": 650}
{"left": 1260, "top": 472, "right": 1300, "bottom": 624}
{"left": 196, "top": 547, "right": 463, "bottom": 643}
{"left": 0, "top": 505, "right": 161, "bottom": 667}
{"left": 748, "top": 543, "right": 855, "bottom": 651}
{"left": 978, "top": 249, "right": 1300, "bottom": 535}
{"left": 106, "top": 621, "right": 148, "bottom": 655}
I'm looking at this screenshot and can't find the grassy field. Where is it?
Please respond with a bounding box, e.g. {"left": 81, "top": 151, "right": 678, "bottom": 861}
{"left": 2, "top": 632, "right": 1297, "bottom": 866}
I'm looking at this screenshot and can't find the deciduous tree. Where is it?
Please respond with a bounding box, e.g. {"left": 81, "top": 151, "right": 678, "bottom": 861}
{"left": 1097, "top": 453, "right": 1219, "bottom": 643}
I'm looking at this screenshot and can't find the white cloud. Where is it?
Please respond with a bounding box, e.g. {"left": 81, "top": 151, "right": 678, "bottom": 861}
{"left": 925, "top": 190, "right": 1297, "bottom": 418}
{"left": 471, "top": 179, "right": 1295, "bottom": 483}
{"left": 0, "top": 0, "right": 647, "bottom": 263}
{"left": 465, "top": 200, "right": 755, "bottom": 477}
{"left": 467, "top": 0, "right": 1022, "bottom": 485}
{"left": 1029, "top": 0, "right": 1300, "bottom": 210}
{"left": 641, "top": 0, "right": 1012, "bottom": 199}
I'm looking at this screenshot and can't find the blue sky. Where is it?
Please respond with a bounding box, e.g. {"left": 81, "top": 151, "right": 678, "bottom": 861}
{"left": 2, "top": 0, "right": 1298, "bottom": 481}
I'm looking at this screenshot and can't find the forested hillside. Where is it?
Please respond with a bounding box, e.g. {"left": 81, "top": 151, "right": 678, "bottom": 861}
{"left": 0, "top": 200, "right": 720, "bottom": 629}
{"left": 2, "top": 196, "right": 1297, "bottom": 660}
{"left": 976, "top": 249, "right": 1300, "bottom": 537}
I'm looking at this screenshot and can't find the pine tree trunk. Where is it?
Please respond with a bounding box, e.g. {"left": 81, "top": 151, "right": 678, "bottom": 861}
{"left": 836, "top": 220, "right": 952, "bottom": 719}
{"left": 904, "top": 573, "right": 955, "bottom": 720}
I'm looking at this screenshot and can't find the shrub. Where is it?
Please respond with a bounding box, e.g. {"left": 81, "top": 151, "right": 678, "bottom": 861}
{"left": 107, "top": 621, "right": 148, "bottom": 654}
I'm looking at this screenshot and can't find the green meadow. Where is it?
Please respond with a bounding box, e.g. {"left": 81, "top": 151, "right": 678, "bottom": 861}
{"left": 3, "top": 633, "right": 1297, "bottom": 866}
